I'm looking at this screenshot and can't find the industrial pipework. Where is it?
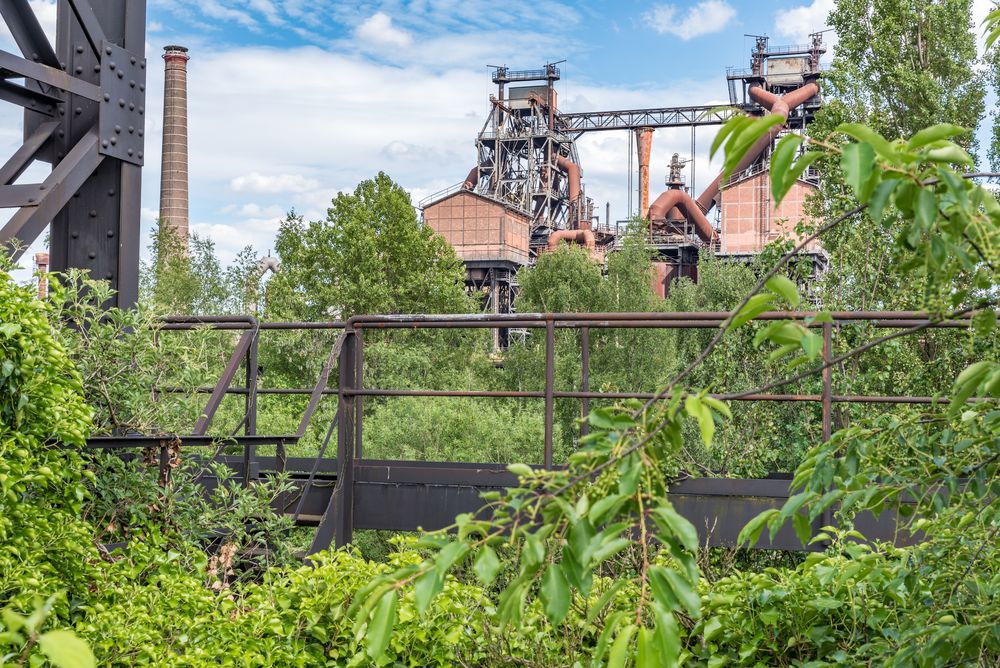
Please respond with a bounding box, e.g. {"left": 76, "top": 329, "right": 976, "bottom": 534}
{"left": 693, "top": 79, "right": 820, "bottom": 214}
{"left": 546, "top": 228, "right": 596, "bottom": 252}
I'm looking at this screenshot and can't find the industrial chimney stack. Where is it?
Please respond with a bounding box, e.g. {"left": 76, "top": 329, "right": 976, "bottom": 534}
{"left": 159, "top": 45, "right": 190, "bottom": 243}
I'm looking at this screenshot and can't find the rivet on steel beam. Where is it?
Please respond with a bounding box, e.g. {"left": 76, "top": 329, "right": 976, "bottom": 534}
{"left": 93, "top": 64, "right": 100, "bottom": 72}
{"left": 129, "top": 103, "right": 135, "bottom": 111}
{"left": 104, "top": 93, "right": 111, "bottom": 101}
{"left": 57, "top": 130, "right": 64, "bottom": 137}
{"left": 27, "top": 197, "right": 35, "bottom": 203}
{"left": 114, "top": 125, "right": 121, "bottom": 133}
{"left": 110, "top": 137, "right": 117, "bottom": 145}
{"left": 130, "top": 79, "right": 135, "bottom": 87}
{"left": 107, "top": 229, "right": 114, "bottom": 237}
{"left": 59, "top": 107, "right": 65, "bottom": 115}
{"left": 106, "top": 47, "right": 112, "bottom": 55}
{"left": 139, "top": 84, "right": 145, "bottom": 92}
{"left": 140, "top": 61, "right": 145, "bottom": 69}
{"left": 89, "top": 210, "right": 97, "bottom": 217}
{"left": 60, "top": 62, "right": 66, "bottom": 70}
{"left": 38, "top": 184, "right": 45, "bottom": 190}
{"left": 71, "top": 231, "right": 79, "bottom": 238}
{"left": 76, "top": 45, "right": 84, "bottom": 54}
{"left": 138, "top": 152, "right": 143, "bottom": 159}
{"left": 128, "top": 126, "right": 134, "bottom": 134}
{"left": 138, "top": 107, "right": 144, "bottom": 115}
{"left": 74, "top": 106, "right": 82, "bottom": 115}
{"left": 130, "top": 56, "right": 137, "bottom": 64}
{"left": 104, "top": 273, "right": 112, "bottom": 280}
{"left": 118, "top": 99, "right": 125, "bottom": 107}
{"left": 127, "top": 148, "right": 133, "bottom": 156}
{"left": 101, "top": 140, "right": 109, "bottom": 148}
{"left": 117, "top": 70, "right": 124, "bottom": 79}
{"left": 75, "top": 66, "right": 83, "bottom": 74}
{"left": 31, "top": 52, "right": 38, "bottom": 60}
{"left": 88, "top": 252, "right": 96, "bottom": 259}
{"left": 138, "top": 129, "right": 143, "bottom": 136}
{"left": 107, "top": 188, "right": 115, "bottom": 196}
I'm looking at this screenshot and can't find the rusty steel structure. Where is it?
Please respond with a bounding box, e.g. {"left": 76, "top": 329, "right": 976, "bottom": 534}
{"left": 0, "top": 0, "right": 146, "bottom": 307}
{"left": 87, "top": 310, "right": 980, "bottom": 554}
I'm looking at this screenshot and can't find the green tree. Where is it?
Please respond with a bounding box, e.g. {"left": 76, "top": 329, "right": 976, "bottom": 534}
{"left": 265, "top": 173, "right": 471, "bottom": 320}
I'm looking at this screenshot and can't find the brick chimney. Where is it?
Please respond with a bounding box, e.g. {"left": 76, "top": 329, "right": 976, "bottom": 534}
{"left": 159, "top": 45, "right": 190, "bottom": 243}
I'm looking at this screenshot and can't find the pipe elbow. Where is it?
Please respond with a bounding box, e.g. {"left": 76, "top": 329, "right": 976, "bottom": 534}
{"left": 462, "top": 166, "right": 479, "bottom": 190}
{"left": 547, "top": 229, "right": 595, "bottom": 252}
{"left": 556, "top": 155, "right": 581, "bottom": 202}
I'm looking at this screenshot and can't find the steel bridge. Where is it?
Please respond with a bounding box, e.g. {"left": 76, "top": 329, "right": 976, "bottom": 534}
{"left": 86, "top": 310, "right": 975, "bottom": 556}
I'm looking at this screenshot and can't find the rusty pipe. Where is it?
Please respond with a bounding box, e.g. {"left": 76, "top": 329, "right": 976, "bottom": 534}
{"left": 695, "top": 80, "right": 820, "bottom": 214}
{"left": 462, "top": 166, "right": 479, "bottom": 190}
{"left": 647, "top": 189, "right": 717, "bottom": 242}
{"left": 547, "top": 228, "right": 596, "bottom": 252}
{"left": 635, "top": 128, "right": 653, "bottom": 216}
{"left": 555, "top": 154, "right": 580, "bottom": 202}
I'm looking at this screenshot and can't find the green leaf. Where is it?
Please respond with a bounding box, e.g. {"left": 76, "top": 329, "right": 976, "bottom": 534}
{"left": 661, "top": 568, "right": 701, "bottom": 617}
{"left": 724, "top": 115, "right": 784, "bottom": 180}
{"left": 799, "top": 332, "right": 822, "bottom": 360}
{"left": 929, "top": 236, "right": 947, "bottom": 268}
{"left": 867, "top": 179, "right": 899, "bottom": 223}
{"left": 473, "top": 546, "right": 501, "bottom": 586}
{"left": 365, "top": 591, "right": 397, "bottom": 660}
{"left": 652, "top": 504, "right": 700, "bottom": 552}
{"left": 540, "top": 564, "right": 571, "bottom": 625}
{"left": 413, "top": 570, "right": 442, "bottom": 614}
{"left": 434, "top": 540, "right": 470, "bottom": 580}
{"left": 737, "top": 508, "right": 779, "bottom": 547}
{"left": 710, "top": 115, "right": 753, "bottom": 160}
{"left": 728, "top": 293, "right": 775, "bottom": 331}
{"left": 685, "top": 394, "right": 715, "bottom": 446}
{"left": 907, "top": 123, "right": 966, "bottom": 149}
{"left": 915, "top": 189, "right": 937, "bottom": 231}
{"left": 836, "top": 123, "right": 895, "bottom": 159}
{"left": 702, "top": 395, "right": 732, "bottom": 420}
{"left": 653, "top": 606, "right": 681, "bottom": 666}
{"left": 506, "top": 463, "right": 533, "bottom": 478}
{"left": 770, "top": 134, "right": 804, "bottom": 204}
{"left": 765, "top": 275, "right": 800, "bottom": 308}
{"left": 591, "top": 537, "right": 632, "bottom": 564}
{"left": 522, "top": 531, "right": 545, "bottom": 567}
{"left": 636, "top": 627, "right": 655, "bottom": 668}
{"left": 793, "top": 512, "right": 813, "bottom": 546}
{"left": 38, "top": 630, "right": 96, "bottom": 668}
{"left": 925, "top": 144, "right": 973, "bottom": 165}
{"left": 608, "top": 624, "right": 637, "bottom": 668}
{"left": 840, "top": 142, "right": 875, "bottom": 201}
{"left": 785, "top": 150, "right": 822, "bottom": 187}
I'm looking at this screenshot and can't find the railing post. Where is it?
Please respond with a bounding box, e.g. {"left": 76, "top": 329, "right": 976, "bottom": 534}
{"left": 355, "top": 326, "right": 364, "bottom": 459}
{"left": 544, "top": 316, "right": 555, "bottom": 468}
{"left": 580, "top": 326, "right": 590, "bottom": 438}
{"left": 822, "top": 322, "right": 833, "bottom": 442}
{"left": 243, "top": 329, "right": 259, "bottom": 487}
{"left": 335, "top": 329, "right": 357, "bottom": 547}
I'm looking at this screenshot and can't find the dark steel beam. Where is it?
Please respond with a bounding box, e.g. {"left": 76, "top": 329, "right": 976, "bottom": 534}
{"left": 0, "top": 129, "right": 103, "bottom": 260}
{"left": 0, "top": 49, "right": 101, "bottom": 100}
{"left": 0, "top": 79, "right": 59, "bottom": 115}
{"left": 0, "top": 183, "right": 45, "bottom": 207}
{"left": 0, "top": 0, "right": 59, "bottom": 68}
{"left": 0, "top": 120, "right": 58, "bottom": 185}
{"left": 66, "top": 0, "right": 106, "bottom": 57}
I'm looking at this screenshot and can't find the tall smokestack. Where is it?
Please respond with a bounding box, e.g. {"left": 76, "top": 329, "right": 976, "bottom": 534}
{"left": 34, "top": 252, "right": 48, "bottom": 299}
{"left": 159, "top": 45, "right": 190, "bottom": 244}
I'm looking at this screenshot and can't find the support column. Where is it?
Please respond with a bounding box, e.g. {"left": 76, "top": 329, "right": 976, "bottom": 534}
{"left": 635, "top": 127, "right": 653, "bottom": 217}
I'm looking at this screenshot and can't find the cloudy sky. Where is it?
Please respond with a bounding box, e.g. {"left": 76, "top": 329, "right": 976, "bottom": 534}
{"left": 0, "top": 0, "right": 992, "bottom": 272}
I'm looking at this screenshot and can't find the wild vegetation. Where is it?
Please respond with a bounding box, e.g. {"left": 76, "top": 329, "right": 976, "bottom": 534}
{"left": 2, "top": 2, "right": 1000, "bottom": 666}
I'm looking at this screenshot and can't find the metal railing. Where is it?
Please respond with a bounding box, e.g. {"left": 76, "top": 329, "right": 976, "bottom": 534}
{"left": 87, "top": 311, "right": 982, "bottom": 552}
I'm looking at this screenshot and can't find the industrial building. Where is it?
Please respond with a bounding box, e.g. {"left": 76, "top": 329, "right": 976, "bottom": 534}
{"left": 421, "top": 33, "right": 828, "bottom": 308}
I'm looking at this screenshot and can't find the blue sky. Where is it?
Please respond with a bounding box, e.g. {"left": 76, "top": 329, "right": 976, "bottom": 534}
{"left": 0, "top": 0, "right": 990, "bottom": 274}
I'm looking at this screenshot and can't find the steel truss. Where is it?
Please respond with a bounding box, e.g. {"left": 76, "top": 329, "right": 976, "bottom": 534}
{"left": 0, "top": 0, "right": 145, "bottom": 307}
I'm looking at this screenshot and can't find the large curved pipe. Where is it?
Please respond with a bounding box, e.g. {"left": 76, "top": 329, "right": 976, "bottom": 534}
{"left": 694, "top": 80, "right": 820, "bottom": 214}
{"left": 647, "top": 189, "right": 717, "bottom": 242}
{"left": 547, "top": 228, "right": 596, "bottom": 252}
{"left": 462, "top": 166, "right": 479, "bottom": 190}
{"left": 555, "top": 155, "right": 580, "bottom": 203}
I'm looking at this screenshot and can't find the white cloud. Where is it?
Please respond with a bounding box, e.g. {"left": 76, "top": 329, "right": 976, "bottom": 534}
{"left": 355, "top": 12, "right": 413, "bottom": 49}
{"left": 643, "top": 1, "right": 735, "bottom": 40}
{"left": 230, "top": 172, "right": 321, "bottom": 194}
{"left": 775, "top": 0, "right": 835, "bottom": 48}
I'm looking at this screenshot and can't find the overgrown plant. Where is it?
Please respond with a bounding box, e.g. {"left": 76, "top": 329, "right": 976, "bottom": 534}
{"left": 346, "top": 21, "right": 1000, "bottom": 661}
